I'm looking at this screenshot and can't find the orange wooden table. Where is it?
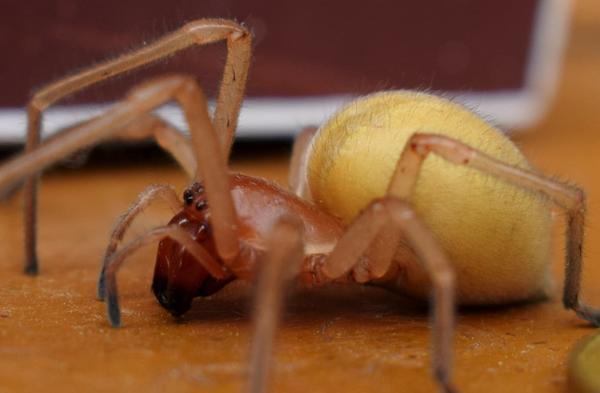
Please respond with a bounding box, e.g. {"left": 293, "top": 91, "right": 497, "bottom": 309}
{"left": 1, "top": 3, "right": 600, "bottom": 393}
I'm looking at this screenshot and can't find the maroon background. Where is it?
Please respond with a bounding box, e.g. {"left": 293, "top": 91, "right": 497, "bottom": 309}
{"left": 0, "top": 0, "right": 539, "bottom": 106}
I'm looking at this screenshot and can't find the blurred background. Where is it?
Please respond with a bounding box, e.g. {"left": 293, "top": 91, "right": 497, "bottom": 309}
{"left": 0, "top": 0, "right": 569, "bottom": 146}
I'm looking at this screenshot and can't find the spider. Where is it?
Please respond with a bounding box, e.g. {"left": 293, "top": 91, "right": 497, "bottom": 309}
{"left": 0, "top": 18, "right": 598, "bottom": 393}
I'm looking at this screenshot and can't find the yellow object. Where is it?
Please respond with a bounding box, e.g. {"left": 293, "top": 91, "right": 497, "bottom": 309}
{"left": 569, "top": 332, "right": 600, "bottom": 393}
{"left": 306, "top": 91, "right": 552, "bottom": 305}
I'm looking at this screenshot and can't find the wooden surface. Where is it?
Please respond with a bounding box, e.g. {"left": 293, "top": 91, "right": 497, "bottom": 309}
{"left": 2, "top": 3, "right": 600, "bottom": 393}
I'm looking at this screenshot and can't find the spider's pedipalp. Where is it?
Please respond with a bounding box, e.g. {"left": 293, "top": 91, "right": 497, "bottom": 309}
{"left": 104, "top": 224, "right": 228, "bottom": 326}
{"left": 97, "top": 184, "right": 181, "bottom": 300}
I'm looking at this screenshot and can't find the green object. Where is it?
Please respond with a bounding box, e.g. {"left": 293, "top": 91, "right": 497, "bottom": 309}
{"left": 569, "top": 332, "right": 600, "bottom": 393}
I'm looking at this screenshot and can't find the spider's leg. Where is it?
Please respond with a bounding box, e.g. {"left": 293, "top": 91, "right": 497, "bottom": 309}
{"left": 115, "top": 114, "right": 197, "bottom": 178}
{"left": 289, "top": 126, "right": 317, "bottom": 198}
{"left": 103, "top": 225, "right": 228, "bottom": 327}
{"left": 247, "top": 217, "right": 304, "bottom": 393}
{"left": 0, "top": 75, "right": 243, "bottom": 272}
{"left": 96, "top": 184, "right": 181, "bottom": 300}
{"left": 388, "top": 133, "right": 599, "bottom": 326}
{"left": 20, "top": 18, "right": 251, "bottom": 275}
{"left": 309, "top": 197, "right": 456, "bottom": 393}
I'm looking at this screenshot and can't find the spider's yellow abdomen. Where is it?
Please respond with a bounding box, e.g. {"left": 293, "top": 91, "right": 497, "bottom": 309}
{"left": 307, "top": 91, "right": 553, "bottom": 305}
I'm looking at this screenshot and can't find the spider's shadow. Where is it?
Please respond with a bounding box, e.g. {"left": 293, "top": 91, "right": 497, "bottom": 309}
{"left": 174, "top": 282, "right": 539, "bottom": 327}
{"left": 176, "top": 283, "right": 422, "bottom": 324}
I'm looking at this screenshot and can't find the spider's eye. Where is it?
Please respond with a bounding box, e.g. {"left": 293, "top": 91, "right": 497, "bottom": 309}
{"left": 195, "top": 200, "right": 207, "bottom": 211}
{"left": 190, "top": 182, "right": 204, "bottom": 193}
{"left": 183, "top": 189, "right": 194, "bottom": 205}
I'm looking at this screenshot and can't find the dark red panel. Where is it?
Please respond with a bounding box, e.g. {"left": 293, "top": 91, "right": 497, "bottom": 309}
{"left": 0, "top": 0, "right": 539, "bottom": 105}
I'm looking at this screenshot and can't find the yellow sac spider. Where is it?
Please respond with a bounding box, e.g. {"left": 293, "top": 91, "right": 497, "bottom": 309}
{"left": 0, "top": 19, "right": 596, "bottom": 393}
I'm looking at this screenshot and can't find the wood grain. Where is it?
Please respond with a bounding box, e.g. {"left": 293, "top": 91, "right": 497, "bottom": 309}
{"left": 1, "top": 4, "right": 600, "bottom": 393}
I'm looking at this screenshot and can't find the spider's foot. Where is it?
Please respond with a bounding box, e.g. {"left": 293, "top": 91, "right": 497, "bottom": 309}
{"left": 107, "top": 289, "right": 122, "bottom": 328}
{"left": 435, "top": 367, "right": 459, "bottom": 393}
{"left": 24, "top": 258, "right": 39, "bottom": 276}
{"left": 437, "top": 380, "right": 459, "bottom": 393}
{"left": 574, "top": 302, "right": 600, "bottom": 327}
{"left": 442, "top": 382, "right": 460, "bottom": 393}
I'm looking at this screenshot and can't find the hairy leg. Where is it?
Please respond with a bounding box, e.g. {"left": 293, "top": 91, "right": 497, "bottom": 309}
{"left": 388, "top": 133, "right": 598, "bottom": 326}
{"left": 21, "top": 19, "right": 251, "bottom": 274}
{"left": 288, "top": 127, "right": 317, "bottom": 198}
{"left": 307, "top": 197, "right": 456, "bottom": 393}
{"left": 96, "top": 184, "right": 181, "bottom": 300}
{"left": 116, "top": 114, "right": 196, "bottom": 178}
{"left": 247, "top": 218, "right": 304, "bottom": 393}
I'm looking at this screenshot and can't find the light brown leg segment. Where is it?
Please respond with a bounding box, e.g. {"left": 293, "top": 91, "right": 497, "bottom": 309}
{"left": 116, "top": 114, "right": 197, "bottom": 178}
{"left": 103, "top": 225, "right": 228, "bottom": 327}
{"left": 388, "top": 133, "right": 599, "bottom": 326}
{"left": 247, "top": 218, "right": 304, "bottom": 393}
{"left": 310, "top": 198, "right": 456, "bottom": 393}
{"left": 288, "top": 126, "right": 317, "bottom": 197}
{"left": 20, "top": 19, "right": 251, "bottom": 274}
{"left": 96, "top": 184, "right": 181, "bottom": 300}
